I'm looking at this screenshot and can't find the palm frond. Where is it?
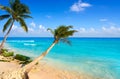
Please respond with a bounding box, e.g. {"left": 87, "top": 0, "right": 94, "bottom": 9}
{"left": 10, "top": 0, "right": 30, "bottom": 15}
{"left": 0, "top": 5, "right": 12, "bottom": 14}
{"left": 18, "top": 17, "right": 28, "bottom": 32}
{"left": 9, "top": 0, "right": 15, "bottom": 5}
{"left": 3, "top": 18, "right": 13, "bottom": 32}
{"left": 47, "top": 28, "right": 54, "bottom": 35}
{"left": 9, "top": 0, "right": 15, "bottom": 9}
{"left": 0, "top": 15, "right": 10, "bottom": 20}
{"left": 10, "top": 0, "right": 20, "bottom": 10}
{"left": 20, "top": 15, "right": 32, "bottom": 19}
{"left": 55, "top": 25, "right": 73, "bottom": 36}
{"left": 63, "top": 30, "right": 77, "bottom": 38}
{"left": 20, "top": 4, "right": 30, "bottom": 14}
{"left": 53, "top": 25, "right": 77, "bottom": 44}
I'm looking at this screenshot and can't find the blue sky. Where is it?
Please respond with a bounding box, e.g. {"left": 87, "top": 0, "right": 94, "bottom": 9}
{"left": 0, "top": 0, "right": 120, "bottom": 37}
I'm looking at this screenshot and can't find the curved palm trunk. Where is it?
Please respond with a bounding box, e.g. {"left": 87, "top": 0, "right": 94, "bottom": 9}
{"left": 0, "top": 40, "right": 57, "bottom": 79}
{"left": 0, "top": 20, "right": 15, "bottom": 51}
{"left": 23, "top": 40, "right": 57, "bottom": 73}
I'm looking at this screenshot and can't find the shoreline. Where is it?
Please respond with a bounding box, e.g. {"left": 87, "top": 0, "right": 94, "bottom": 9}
{"left": 29, "top": 61, "right": 95, "bottom": 79}
{"left": 0, "top": 46, "right": 117, "bottom": 79}
{"left": 0, "top": 43, "right": 117, "bottom": 79}
{"left": 0, "top": 56, "right": 96, "bottom": 79}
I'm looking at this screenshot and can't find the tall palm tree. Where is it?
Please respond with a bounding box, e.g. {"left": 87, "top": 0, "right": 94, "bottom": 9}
{"left": 23, "top": 25, "right": 77, "bottom": 73}
{"left": 0, "top": 0, "right": 32, "bottom": 51}
{"left": 0, "top": 25, "right": 77, "bottom": 79}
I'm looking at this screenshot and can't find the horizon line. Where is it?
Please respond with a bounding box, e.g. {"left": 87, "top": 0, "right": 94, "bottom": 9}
{"left": 0, "top": 37, "right": 120, "bottom": 38}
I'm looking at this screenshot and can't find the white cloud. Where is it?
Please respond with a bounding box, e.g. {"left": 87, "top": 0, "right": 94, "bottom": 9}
{"left": 11, "top": 25, "right": 24, "bottom": 33}
{"left": 100, "top": 19, "right": 108, "bottom": 22}
{"left": 90, "top": 28, "right": 96, "bottom": 32}
{"left": 7, "top": 24, "right": 50, "bottom": 37}
{"left": 39, "top": 25, "right": 47, "bottom": 32}
{"left": 30, "top": 22, "right": 36, "bottom": 27}
{"left": 70, "top": 0, "right": 91, "bottom": 12}
{"left": 1, "top": 23, "right": 120, "bottom": 37}
{"left": 77, "top": 26, "right": 120, "bottom": 37}
{"left": 102, "top": 27, "right": 106, "bottom": 31}
{"left": 28, "top": 27, "right": 34, "bottom": 32}
{"left": 12, "top": 24, "right": 26, "bottom": 32}
{"left": 39, "top": 25, "right": 45, "bottom": 29}
{"left": 102, "top": 26, "right": 120, "bottom": 33}
{"left": 79, "top": 27, "right": 86, "bottom": 32}
{"left": 12, "top": 24, "right": 18, "bottom": 30}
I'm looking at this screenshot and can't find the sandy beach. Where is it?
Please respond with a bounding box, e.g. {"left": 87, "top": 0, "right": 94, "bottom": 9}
{"left": 0, "top": 56, "right": 95, "bottom": 79}
{"left": 0, "top": 0, "right": 119, "bottom": 78}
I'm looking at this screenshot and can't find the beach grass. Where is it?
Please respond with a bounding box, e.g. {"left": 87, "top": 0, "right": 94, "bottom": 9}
{"left": 0, "top": 48, "right": 32, "bottom": 65}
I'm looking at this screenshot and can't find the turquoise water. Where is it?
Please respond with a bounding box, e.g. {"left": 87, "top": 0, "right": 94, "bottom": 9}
{"left": 0, "top": 37, "right": 120, "bottom": 79}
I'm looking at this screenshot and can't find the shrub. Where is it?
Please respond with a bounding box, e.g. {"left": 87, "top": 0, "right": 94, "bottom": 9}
{"left": 2, "top": 51, "right": 14, "bottom": 57}
{"left": 1, "top": 49, "right": 8, "bottom": 53}
{"left": 19, "top": 59, "right": 33, "bottom": 64}
{"left": 14, "top": 54, "right": 30, "bottom": 61}
{"left": 0, "top": 60, "right": 10, "bottom": 62}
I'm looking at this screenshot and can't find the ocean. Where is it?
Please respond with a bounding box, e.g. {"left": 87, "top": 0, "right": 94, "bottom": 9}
{"left": 0, "top": 37, "right": 120, "bottom": 79}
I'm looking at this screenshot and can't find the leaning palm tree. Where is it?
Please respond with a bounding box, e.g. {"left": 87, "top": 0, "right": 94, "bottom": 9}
{"left": 23, "top": 25, "right": 77, "bottom": 72}
{"left": 0, "top": 0, "right": 32, "bottom": 51}
{"left": 0, "top": 25, "right": 77, "bottom": 79}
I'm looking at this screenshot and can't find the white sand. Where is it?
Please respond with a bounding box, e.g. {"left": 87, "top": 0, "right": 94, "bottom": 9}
{"left": 0, "top": 56, "right": 95, "bottom": 79}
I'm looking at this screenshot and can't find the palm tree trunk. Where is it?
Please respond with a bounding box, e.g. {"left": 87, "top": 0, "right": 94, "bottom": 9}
{"left": 0, "top": 20, "right": 15, "bottom": 51}
{"left": 23, "top": 40, "right": 57, "bottom": 73}
{"left": 0, "top": 40, "right": 57, "bottom": 79}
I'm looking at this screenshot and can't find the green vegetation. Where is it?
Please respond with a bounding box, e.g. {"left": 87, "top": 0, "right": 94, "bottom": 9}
{"left": 19, "top": 59, "right": 33, "bottom": 65}
{"left": 47, "top": 25, "right": 77, "bottom": 44}
{"left": 14, "top": 54, "right": 33, "bottom": 65}
{"left": 0, "top": 0, "right": 32, "bottom": 50}
{"left": 23, "top": 25, "right": 77, "bottom": 73}
{"left": 0, "top": 60, "right": 10, "bottom": 62}
{"left": 1, "top": 48, "right": 14, "bottom": 57}
{"left": 2, "top": 52, "right": 14, "bottom": 57}
{"left": 14, "top": 54, "right": 30, "bottom": 61}
{"left": 0, "top": 48, "right": 32, "bottom": 65}
{"left": 1, "top": 49, "right": 8, "bottom": 52}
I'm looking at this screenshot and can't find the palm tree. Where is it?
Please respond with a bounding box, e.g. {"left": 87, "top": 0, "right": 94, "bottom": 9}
{"left": 0, "top": 0, "right": 32, "bottom": 51}
{"left": 0, "top": 25, "right": 77, "bottom": 79}
{"left": 23, "top": 25, "right": 77, "bottom": 73}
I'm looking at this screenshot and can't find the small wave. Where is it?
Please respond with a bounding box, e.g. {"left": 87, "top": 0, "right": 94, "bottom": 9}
{"left": 7, "top": 40, "right": 35, "bottom": 43}
{"left": 24, "top": 43, "right": 36, "bottom": 46}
